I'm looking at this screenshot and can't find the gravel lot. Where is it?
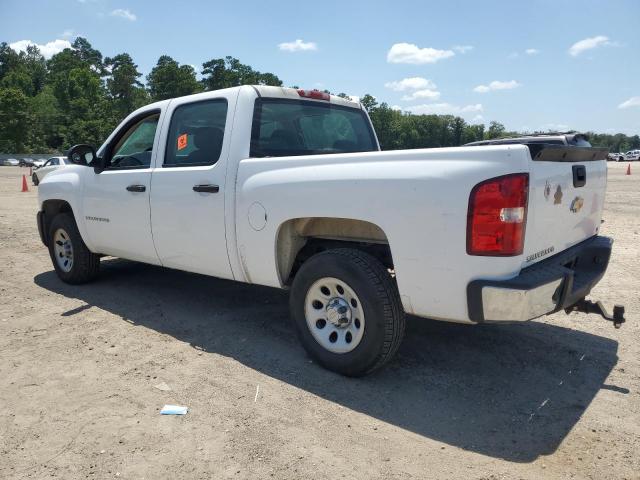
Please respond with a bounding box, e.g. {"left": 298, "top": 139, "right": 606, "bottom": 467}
{"left": 0, "top": 163, "right": 638, "bottom": 479}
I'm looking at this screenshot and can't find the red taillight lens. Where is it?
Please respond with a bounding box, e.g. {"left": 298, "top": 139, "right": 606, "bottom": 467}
{"left": 467, "top": 173, "right": 529, "bottom": 256}
{"left": 297, "top": 89, "right": 330, "bottom": 101}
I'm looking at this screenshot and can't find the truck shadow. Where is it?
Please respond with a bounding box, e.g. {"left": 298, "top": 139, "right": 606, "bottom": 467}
{"left": 34, "top": 259, "right": 620, "bottom": 463}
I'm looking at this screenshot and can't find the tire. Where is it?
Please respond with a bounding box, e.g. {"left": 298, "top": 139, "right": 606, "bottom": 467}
{"left": 289, "top": 248, "right": 405, "bottom": 376}
{"left": 32, "top": 173, "right": 39, "bottom": 186}
{"left": 48, "top": 213, "right": 100, "bottom": 284}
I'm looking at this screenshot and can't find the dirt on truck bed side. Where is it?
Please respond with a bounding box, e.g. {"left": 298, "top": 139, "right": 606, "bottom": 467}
{"left": 0, "top": 163, "right": 638, "bottom": 480}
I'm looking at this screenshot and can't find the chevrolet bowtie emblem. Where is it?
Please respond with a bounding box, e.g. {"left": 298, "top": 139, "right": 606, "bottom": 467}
{"left": 570, "top": 196, "right": 584, "bottom": 213}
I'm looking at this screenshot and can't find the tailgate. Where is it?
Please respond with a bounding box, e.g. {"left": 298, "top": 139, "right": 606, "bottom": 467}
{"left": 523, "top": 145, "right": 609, "bottom": 266}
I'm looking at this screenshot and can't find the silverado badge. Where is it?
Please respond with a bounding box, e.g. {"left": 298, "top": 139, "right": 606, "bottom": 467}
{"left": 570, "top": 196, "right": 584, "bottom": 213}
{"left": 554, "top": 185, "right": 563, "bottom": 205}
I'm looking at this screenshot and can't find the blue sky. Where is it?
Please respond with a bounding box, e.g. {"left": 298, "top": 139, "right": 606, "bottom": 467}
{"left": 2, "top": 0, "right": 639, "bottom": 134}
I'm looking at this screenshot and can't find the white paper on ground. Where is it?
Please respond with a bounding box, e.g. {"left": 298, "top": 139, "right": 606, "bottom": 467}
{"left": 160, "top": 405, "right": 188, "bottom": 415}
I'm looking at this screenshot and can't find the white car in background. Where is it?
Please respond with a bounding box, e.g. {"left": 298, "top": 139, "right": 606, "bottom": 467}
{"left": 33, "top": 158, "right": 46, "bottom": 168}
{"left": 624, "top": 150, "right": 640, "bottom": 161}
{"left": 32, "top": 156, "right": 68, "bottom": 185}
{"left": 2, "top": 158, "right": 19, "bottom": 166}
{"left": 607, "top": 152, "right": 625, "bottom": 162}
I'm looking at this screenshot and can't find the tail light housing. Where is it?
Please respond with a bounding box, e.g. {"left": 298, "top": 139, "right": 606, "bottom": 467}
{"left": 467, "top": 173, "right": 529, "bottom": 256}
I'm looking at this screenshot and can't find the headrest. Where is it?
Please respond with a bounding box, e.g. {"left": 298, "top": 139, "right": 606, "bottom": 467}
{"left": 192, "top": 127, "right": 224, "bottom": 151}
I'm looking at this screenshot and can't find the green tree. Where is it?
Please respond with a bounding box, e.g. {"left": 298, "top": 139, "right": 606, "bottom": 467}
{"left": 147, "top": 55, "right": 202, "bottom": 101}
{"left": 200, "top": 56, "right": 282, "bottom": 90}
{"left": 0, "top": 42, "right": 21, "bottom": 81}
{"left": 0, "top": 88, "right": 31, "bottom": 151}
{"left": 72, "top": 37, "right": 105, "bottom": 75}
{"left": 360, "top": 94, "right": 378, "bottom": 112}
{"left": 485, "top": 121, "right": 506, "bottom": 140}
{"left": 104, "top": 53, "right": 147, "bottom": 121}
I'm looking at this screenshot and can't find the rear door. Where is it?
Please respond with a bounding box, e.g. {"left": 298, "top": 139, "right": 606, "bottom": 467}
{"left": 523, "top": 146, "right": 608, "bottom": 266}
{"left": 149, "top": 91, "right": 238, "bottom": 279}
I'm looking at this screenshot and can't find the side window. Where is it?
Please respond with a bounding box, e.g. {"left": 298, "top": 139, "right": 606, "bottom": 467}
{"left": 43, "top": 159, "right": 54, "bottom": 167}
{"left": 50, "top": 159, "right": 59, "bottom": 166}
{"left": 108, "top": 113, "right": 160, "bottom": 169}
{"left": 164, "top": 99, "right": 228, "bottom": 167}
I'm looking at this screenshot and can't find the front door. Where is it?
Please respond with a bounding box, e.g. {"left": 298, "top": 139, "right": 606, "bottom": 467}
{"left": 150, "top": 93, "right": 236, "bottom": 279}
{"left": 82, "top": 110, "right": 161, "bottom": 265}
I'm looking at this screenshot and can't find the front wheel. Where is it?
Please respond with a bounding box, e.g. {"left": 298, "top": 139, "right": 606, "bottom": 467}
{"left": 48, "top": 213, "right": 100, "bottom": 284}
{"left": 289, "top": 248, "right": 405, "bottom": 376}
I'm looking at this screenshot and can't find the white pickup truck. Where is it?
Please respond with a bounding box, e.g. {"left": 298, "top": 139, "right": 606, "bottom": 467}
{"left": 37, "top": 86, "right": 623, "bottom": 376}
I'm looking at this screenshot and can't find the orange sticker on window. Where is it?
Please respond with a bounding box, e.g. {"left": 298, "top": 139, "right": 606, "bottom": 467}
{"left": 177, "top": 133, "right": 188, "bottom": 151}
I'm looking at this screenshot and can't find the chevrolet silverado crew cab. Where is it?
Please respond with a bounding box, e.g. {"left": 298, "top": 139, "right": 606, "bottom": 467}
{"left": 36, "top": 86, "right": 624, "bottom": 376}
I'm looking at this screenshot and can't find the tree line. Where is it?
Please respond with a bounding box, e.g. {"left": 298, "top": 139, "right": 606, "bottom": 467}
{"left": 0, "top": 37, "right": 638, "bottom": 154}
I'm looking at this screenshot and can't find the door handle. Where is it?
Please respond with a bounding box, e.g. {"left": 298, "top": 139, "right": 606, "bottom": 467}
{"left": 126, "top": 184, "right": 146, "bottom": 192}
{"left": 193, "top": 184, "right": 220, "bottom": 193}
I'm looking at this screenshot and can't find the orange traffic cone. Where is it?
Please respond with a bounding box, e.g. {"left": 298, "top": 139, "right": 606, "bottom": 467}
{"left": 21, "top": 174, "right": 29, "bottom": 192}
{"left": 627, "top": 163, "right": 631, "bottom": 175}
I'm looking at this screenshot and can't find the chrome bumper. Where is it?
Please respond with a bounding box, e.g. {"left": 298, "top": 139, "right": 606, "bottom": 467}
{"left": 467, "top": 236, "right": 613, "bottom": 323}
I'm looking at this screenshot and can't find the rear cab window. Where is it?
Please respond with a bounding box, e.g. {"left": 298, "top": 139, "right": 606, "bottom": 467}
{"left": 250, "top": 98, "right": 377, "bottom": 158}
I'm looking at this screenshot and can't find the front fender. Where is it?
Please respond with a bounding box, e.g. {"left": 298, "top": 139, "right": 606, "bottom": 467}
{"left": 38, "top": 166, "right": 94, "bottom": 251}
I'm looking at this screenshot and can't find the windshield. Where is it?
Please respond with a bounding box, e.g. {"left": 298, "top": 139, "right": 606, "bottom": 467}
{"left": 250, "top": 98, "right": 377, "bottom": 157}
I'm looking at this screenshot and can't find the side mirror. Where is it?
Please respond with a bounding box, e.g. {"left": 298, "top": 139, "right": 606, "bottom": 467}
{"left": 67, "top": 144, "right": 97, "bottom": 167}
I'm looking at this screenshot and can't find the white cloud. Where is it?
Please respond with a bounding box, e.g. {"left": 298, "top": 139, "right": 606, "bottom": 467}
{"left": 390, "top": 105, "right": 403, "bottom": 111}
{"left": 405, "top": 103, "right": 483, "bottom": 115}
{"left": 9, "top": 39, "right": 71, "bottom": 59}
{"left": 471, "top": 114, "right": 485, "bottom": 123}
{"left": 568, "top": 35, "right": 611, "bottom": 56}
{"left": 525, "top": 48, "right": 540, "bottom": 55}
{"left": 110, "top": 9, "right": 137, "bottom": 21}
{"left": 401, "top": 89, "right": 441, "bottom": 101}
{"left": 473, "top": 80, "right": 521, "bottom": 93}
{"left": 387, "top": 43, "right": 455, "bottom": 64}
{"left": 384, "top": 77, "right": 436, "bottom": 91}
{"left": 278, "top": 39, "right": 317, "bottom": 52}
{"left": 452, "top": 45, "right": 474, "bottom": 54}
{"left": 618, "top": 96, "right": 640, "bottom": 109}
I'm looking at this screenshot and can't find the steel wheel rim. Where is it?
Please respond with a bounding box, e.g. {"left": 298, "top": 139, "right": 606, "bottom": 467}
{"left": 53, "top": 228, "right": 73, "bottom": 273}
{"left": 304, "top": 277, "right": 365, "bottom": 354}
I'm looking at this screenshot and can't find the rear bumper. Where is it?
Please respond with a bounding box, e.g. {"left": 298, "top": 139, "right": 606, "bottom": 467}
{"left": 467, "top": 236, "right": 613, "bottom": 322}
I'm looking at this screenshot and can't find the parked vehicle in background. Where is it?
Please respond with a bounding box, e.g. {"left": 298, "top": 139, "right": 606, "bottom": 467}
{"left": 33, "top": 159, "right": 46, "bottom": 168}
{"left": 624, "top": 150, "right": 640, "bottom": 161}
{"left": 36, "top": 86, "right": 623, "bottom": 376}
{"left": 19, "top": 158, "right": 34, "bottom": 167}
{"left": 32, "top": 157, "right": 68, "bottom": 185}
{"left": 2, "top": 158, "right": 19, "bottom": 166}
{"left": 607, "top": 152, "right": 625, "bottom": 162}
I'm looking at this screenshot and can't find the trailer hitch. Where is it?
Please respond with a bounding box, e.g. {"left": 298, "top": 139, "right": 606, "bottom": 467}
{"left": 565, "top": 299, "right": 625, "bottom": 328}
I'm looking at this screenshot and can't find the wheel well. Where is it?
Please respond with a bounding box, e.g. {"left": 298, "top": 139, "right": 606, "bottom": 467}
{"left": 42, "top": 200, "right": 74, "bottom": 241}
{"left": 276, "top": 217, "right": 393, "bottom": 285}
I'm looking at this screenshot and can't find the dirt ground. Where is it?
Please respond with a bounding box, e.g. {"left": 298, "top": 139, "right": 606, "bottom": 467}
{"left": 0, "top": 163, "right": 638, "bottom": 480}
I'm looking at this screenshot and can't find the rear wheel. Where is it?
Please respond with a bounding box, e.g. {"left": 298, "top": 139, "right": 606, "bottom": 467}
{"left": 289, "top": 248, "right": 405, "bottom": 376}
{"left": 48, "top": 213, "right": 100, "bottom": 284}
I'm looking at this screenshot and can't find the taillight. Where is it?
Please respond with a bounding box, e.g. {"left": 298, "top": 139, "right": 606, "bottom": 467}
{"left": 467, "top": 173, "right": 529, "bottom": 256}
{"left": 297, "top": 89, "right": 330, "bottom": 101}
